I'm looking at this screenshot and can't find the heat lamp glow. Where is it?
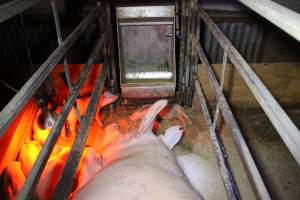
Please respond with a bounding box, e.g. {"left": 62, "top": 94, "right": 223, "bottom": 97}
{"left": 0, "top": 64, "right": 118, "bottom": 200}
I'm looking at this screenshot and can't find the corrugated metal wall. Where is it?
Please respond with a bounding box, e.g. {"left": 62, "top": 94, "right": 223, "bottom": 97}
{"left": 0, "top": 21, "right": 55, "bottom": 64}
{"left": 202, "top": 21, "right": 265, "bottom": 64}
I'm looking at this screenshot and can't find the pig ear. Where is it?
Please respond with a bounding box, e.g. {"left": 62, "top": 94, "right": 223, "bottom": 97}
{"left": 100, "top": 91, "right": 118, "bottom": 108}
{"left": 137, "top": 100, "right": 168, "bottom": 135}
{"left": 159, "top": 126, "right": 183, "bottom": 149}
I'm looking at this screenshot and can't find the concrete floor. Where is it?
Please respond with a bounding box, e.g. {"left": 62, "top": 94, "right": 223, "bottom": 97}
{"left": 104, "top": 96, "right": 300, "bottom": 200}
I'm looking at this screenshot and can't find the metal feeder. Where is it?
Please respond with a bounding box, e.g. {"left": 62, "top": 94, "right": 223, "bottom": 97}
{"left": 116, "top": 5, "right": 176, "bottom": 98}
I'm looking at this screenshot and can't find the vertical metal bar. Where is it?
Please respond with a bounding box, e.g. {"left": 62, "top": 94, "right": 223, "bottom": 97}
{"left": 195, "top": 77, "right": 241, "bottom": 200}
{"left": 19, "top": 14, "right": 34, "bottom": 73}
{"left": 183, "top": 7, "right": 192, "bottom": 106}
{"left": 16, "top": 36, "right": 105, "bottom": 200}
{"left": 195, "top": 41, "right": 271, "bottom": 200}
{"left": 51, "top": 0, "right": 82, "bottom": 123}
{"left": 105, "top": 1, "right": 118, "bottom": 95}
{"left": 53, "top": 66, "right": 107, "bottom": 200}
{"left": 178, "top": 0, "right": 187, "bottom": 104}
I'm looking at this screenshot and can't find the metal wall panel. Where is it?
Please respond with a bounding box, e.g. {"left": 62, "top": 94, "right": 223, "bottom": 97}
{"left": 201, "top": 21, "right": 265, "bottom": 64}
{"left": 0, "top": 21, "right": 54, "bottom": 64}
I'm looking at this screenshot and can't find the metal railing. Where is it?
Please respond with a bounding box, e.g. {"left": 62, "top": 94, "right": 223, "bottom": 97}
{"left": 182, "top": 1, "right": 300, "bottom": 199}
{"left": 0, "top": 0, "right": 44, "bottom": 23}
{"left": 0, "top": 1, "right": 113, "bottom": 199}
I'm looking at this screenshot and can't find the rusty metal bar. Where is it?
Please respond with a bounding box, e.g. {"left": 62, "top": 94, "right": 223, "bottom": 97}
{"left": 178, "top": 0, "right": 187, "bottom": 104}
{"left": 198, "top": 7, "right": 300, "bottom": 166}
{"left": 0, "top": 0, "right": 44, "bottom": 23}
{"left": 16, "top": 36, "right": 105, "bottom": 200}
{"left": 51, "top": 0, "right": 82, "bottom": 123}
{"left": 53, "top": 65, "right": 107, "bottom": 200}
{"left": 195, "top": 41, "right": 271, "bottom": 199}
{"left": 195, "top": 74, "right": 241, "bottom": 200}
{"left": 0, "top": 6, "right": 100, "bottom": 138}
{"left": 105, "top": 1, "right": 118, "bottom": 95}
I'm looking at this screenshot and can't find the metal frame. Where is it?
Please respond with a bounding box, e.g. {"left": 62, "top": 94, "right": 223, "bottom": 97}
{"left": 198, "top": 7, "right": 300, "bottom": 166}
{"left": 51, "top": 0, "right": 82, "bottom": 123}
{"left": 0, "top": 5, "right": 100, "bottom": 137}
{"left": 53, "top": 65, "right": 107, "bottom": 199}
{"left": 194, "top": 45, "right": 241, "bottom": 200}
{"left": 0, "top": 1, "right": 114, "bottom": 199}
{"left": 189, "top": 3, "right": 300, "bottom": 199}
{"left": 104, "top": 0, "right": 118, "bottom": 95}
{"left": 17, "top": 36, "right": 106, "bottom": 200}
{"left": 195, "top": 41, "right": 270, "bottom": 199}
{"left": 116, "top": 4, "right": 177, "bottom": 98}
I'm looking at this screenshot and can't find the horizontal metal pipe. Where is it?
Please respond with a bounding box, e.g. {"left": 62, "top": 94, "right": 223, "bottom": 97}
{"left": 0, "top": 0, "right": 43, "bottom": 23}
{"left": 119, "top": 21, "right": 174, "bottom": 26}
{"left": 195, "top": 41, "right": 270, "bottom": 200}
{"left": 53, "top": 66, "right": 107, "bottom": 200}
{"left": 238, "top": 0, "right": 300, "bottom": 42}
{"left": 16, "top": 36, "right": 105, "bottom": 200}
{"left": 198, "top": 7, "right": 300, "bottom": 166}
{"left": 0, "top": 6, "right": 100, "bottom": 138}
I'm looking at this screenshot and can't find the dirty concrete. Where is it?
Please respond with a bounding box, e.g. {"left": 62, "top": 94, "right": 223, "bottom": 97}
{"left": 103, "top": 95, "right": 300, "bottom": 200}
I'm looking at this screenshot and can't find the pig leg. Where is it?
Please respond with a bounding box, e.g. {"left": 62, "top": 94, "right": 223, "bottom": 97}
{"left": 73, "top": 147, "right": 102, "bottom": 193}
{"left": 36, "top": 147, "right": 70, "bottom": 200}
{"left": 3, "top": 162, "right": 26, "bottom": 200}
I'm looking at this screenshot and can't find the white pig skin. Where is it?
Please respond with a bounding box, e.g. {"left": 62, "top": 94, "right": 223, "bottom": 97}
{"left": 74, "top": 100, "right": 202, "bottom": 200}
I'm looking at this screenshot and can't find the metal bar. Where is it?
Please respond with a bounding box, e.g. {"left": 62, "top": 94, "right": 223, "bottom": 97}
{"left": 212, "top": 50, "right": 227, "bottom": 130}
{"left": 238, "top": 0, "right": 300, "bottom": 42}
{"left": 53, "top": 66, "right": 107, "bottom": 200}
{"left": 17, "top": 36, "right": 105, "bottom": 200}
{"left": 198, "top": 7, "right": 300, "bottom": 166}
{"left": 178, "top": 0, "right": 187, "bottom": 104}
{"left": 195, "top": 41, "right": 271, "bottom": 200}
{"left": 0, "top": 6, "right": 100, "bottom": 138}
{"left": 0, "top": 0, "right": 44, "bottom": 23}
{"left": 183, "top": 7, "right": 193, "bottom": 106}
{"left": 19, "top": 13, "right": 34, "bottom": 73}
{"left": 219, "top": 51, "right": 227, "bottom": 91}
{"left": 105, "top": 1, "right": 118, "bottom": 95}
{"left": 119, "top": 21, "right": 174, "bottom": 26}
{"left": 51, "top": 0, "right": 82, "bottom": 123}
{"left": 0, "top": 79, "right": 18, "bottom": 93}
{"left": 195, "top": 76, "right": 241, "bottom": 200}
